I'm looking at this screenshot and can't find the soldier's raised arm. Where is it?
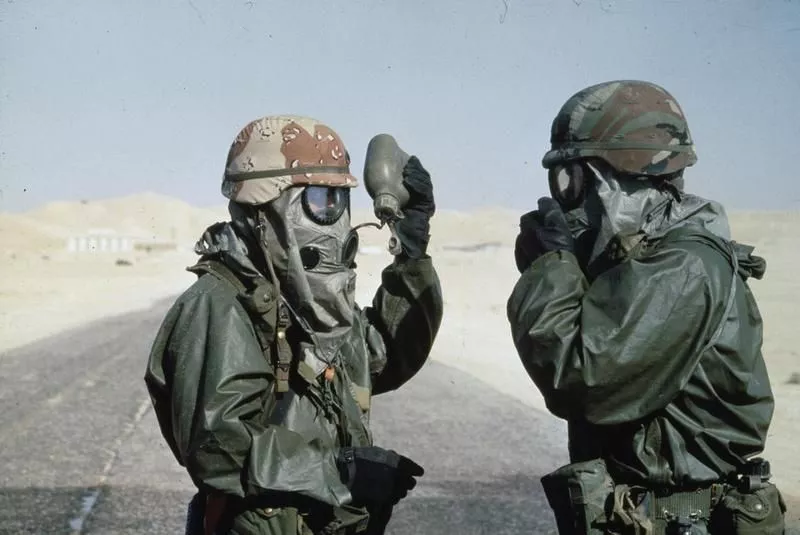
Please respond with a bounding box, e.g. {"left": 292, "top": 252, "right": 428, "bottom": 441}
{"left": 358, "top": 137, "right": 443, "bottom": 395}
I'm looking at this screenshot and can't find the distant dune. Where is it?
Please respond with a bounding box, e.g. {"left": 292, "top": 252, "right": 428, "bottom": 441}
{"left": 0, "top": 193, "right": 524, "bottom": 257}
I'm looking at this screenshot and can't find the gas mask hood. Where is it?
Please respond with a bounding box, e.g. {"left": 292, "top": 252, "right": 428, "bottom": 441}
{"left": 555, "top": 161, "right": 732, "bottom": 277}
{"left": 231, "top": 186, "right": 359, "bottom": 363}
{"left": 553, "top": 161, "right": 674, "bottom": 276}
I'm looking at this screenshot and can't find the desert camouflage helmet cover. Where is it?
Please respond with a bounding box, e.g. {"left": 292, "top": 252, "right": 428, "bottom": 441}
{"left": 542, "top": 80, "right": 698, "bottom": 176}
{"left": 222, "top": 115, "right": 358, "bottom": 205}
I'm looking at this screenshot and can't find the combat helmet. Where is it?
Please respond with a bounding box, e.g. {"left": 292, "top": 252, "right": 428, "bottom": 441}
{"left": 222, "top": 115, "right": 358, "bottom": 205}
{"left": 542, "top": 80, "right": 697, "bottom": 176}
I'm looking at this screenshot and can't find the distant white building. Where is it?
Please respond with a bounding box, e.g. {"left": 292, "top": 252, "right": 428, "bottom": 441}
{"left": 66, "top": 229, "right": 135, "bottom": 253}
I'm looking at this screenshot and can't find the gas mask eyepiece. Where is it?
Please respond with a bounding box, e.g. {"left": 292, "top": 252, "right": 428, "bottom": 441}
{"left": 341, "top": 230, "right": 359, "bottom": 267}
{"left": 302, "top": 186, "right": 349, "bottom": 225}
{"left": 548, "top": 161, "right": 589, "bottom": 212}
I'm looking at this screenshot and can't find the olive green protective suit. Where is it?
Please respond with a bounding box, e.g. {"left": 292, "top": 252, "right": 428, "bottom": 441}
{"left": 507, "top": 190, "right": 773, "bottom": 487}
{"left": 145, "top": 222, "right": 443, "bottom": 533}
{"left": 514, "top": 80, "right": 786, "bottom": 534}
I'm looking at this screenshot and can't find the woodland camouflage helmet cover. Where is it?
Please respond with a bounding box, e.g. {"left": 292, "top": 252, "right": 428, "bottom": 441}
{"left": 222, "top": 115, "right": 358, "bottom": 205}
{"left": 542, "top": 80, "right": 698, "bottom": 176}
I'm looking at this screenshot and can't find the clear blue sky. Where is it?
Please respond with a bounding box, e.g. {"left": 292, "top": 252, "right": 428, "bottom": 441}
{"left": 1, "top": 0, "right": 799, "bottom": 213}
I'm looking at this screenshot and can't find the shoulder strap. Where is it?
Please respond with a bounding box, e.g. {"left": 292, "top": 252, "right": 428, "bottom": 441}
{"left": 187, "top": 257, "right": 293, "bottom": 393}
{"left": 187, "top": 258, "right": 248, "bottom": 294}
{"left": 273, "top": 304, "right": 292, "bottom": 393}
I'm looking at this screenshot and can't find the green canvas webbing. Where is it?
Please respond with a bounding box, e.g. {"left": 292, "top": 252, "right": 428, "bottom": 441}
{"left": 187, "top": 258, "right": 290, "bottom": 393}
{"left": 186, "top": 258, "right": 349, "bottom": 424}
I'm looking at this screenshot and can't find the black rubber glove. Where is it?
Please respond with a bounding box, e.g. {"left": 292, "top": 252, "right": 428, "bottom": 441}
{"left": 337, "top": 446, "right": 424, "bottom": 507}
{"left": 395, "top": 156, "right": 435, "bottom": 259}
{"left": 514, "top": 197, "right": 575, "bottom": 274}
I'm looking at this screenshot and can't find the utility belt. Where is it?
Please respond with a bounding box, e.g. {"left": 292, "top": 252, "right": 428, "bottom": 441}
{"left": 540, "top": 458, "right": 786, "bottom": 535}
{"left": 190, "top": 491, "right": 372, "bottom": 535}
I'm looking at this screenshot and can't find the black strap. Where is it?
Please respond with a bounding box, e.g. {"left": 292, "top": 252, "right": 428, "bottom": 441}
{"left": 225, "top": 165, "right": 351, "bottom": 182}
{"left": 274, "top": 305, "right": 292, "bottom": 393}
{"left": 553, "top": 141, "right": 695, "bottom": 153}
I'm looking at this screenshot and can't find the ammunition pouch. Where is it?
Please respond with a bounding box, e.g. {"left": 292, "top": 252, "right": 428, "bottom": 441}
{"left": 709, "top": 483, "right": 786, "bottom": 535}
{"left": 324, "top": 505, "right": 372, "bottom": 535}
{"left": 197, "top": 491, "right": 369, "bottom": 535}
{"left": 540, "top": 458, "right": 714, "bottom": 535}
{"left": 541, "top": 458, "right": 626, "bottom": 534}
{"left": 709, "top": 458, "right": 786, "bottom": 535}
{"left": 249, "top": 504, "right": 370, "bottom": 535}
{"left": 542, "top": 457, "right": 787, "bottom": 535}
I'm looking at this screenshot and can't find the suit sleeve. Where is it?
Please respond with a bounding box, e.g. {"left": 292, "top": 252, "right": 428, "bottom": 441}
{"left": 363, "top": 255, "right": 444, "bottom": 395}
{"left": 506, "top": 247, "right": 724, "bottom": 425}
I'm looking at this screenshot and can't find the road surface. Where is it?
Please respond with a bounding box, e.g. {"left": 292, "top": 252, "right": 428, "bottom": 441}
{"left": 0, "top": 299, "right": 568, "bottom": 534}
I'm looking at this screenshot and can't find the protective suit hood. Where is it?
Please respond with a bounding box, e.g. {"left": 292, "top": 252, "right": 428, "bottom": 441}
{"left": 569, "top": 162, "right": 732, "bottom": 276}
{"left": 194, "top": 220, "right": 264, "bottom": 283}
{"left": 256, "top": 186, "right": 357, "bottom": 341}
{"left": 198, "top": 190, "right": 358, "bottom": 364}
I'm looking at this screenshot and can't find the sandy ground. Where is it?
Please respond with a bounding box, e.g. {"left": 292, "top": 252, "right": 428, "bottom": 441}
{"left": 1, "top": 194, "right": 798, "bottom": 513}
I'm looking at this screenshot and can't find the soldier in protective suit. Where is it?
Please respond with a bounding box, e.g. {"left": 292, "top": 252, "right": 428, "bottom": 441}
{"left": 145, "top": 115, "right": 443, "bottom": 535}
{"left": 507, "top": 81, "right": 787, "bottom": 534}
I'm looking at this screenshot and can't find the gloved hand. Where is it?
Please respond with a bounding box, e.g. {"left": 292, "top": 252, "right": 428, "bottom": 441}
{"left": 514, "top": 197, "right": 575, "bottom": 274}
{"left": 395, "top": 156, "right": 435, "bottom": 259}
{"left": 336, "top": 446, "right": 424, "bottom": 507}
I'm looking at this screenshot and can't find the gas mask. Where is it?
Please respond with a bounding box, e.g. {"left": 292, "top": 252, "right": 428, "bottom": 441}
{"left": 294, "top": 185, "right": 360, "bottom": 272}
{"left": 235, "top": 185, "right": 362, "bottom": 363}
{"left": 548, "top": 160, "right": 591, "bottom": 214}
{"left": 547, "top": 159, "right": 676, "bottom": 277}
{"left": 547, "top": 161, "right": 601, "bottom": 273}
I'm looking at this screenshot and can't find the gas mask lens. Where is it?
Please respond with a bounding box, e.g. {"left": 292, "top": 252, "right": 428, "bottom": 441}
{"left": 302, "top": 186, "right": 349, "bottom": 225}
{"left": 341, "top": 230, "right": 359, "bottom": 267}
{"left": 548, "top": 162, "right": 587, "bottom": 212}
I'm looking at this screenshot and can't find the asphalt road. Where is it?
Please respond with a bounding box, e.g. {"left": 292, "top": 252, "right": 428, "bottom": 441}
{"left": 0, "top": 298, "right": 568, "bottom": 535}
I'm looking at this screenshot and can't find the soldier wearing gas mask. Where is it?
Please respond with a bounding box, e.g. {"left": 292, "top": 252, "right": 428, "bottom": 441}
{"left": 145, "top": 115, "right": 443, "bottom": 535}
{"left": 507, "top": 81, "right": 786, "bottom": 534}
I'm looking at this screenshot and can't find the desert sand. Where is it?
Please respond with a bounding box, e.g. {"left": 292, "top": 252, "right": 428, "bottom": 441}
{"left": 1, "top": 193, "right": 798, "bottom": 507}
